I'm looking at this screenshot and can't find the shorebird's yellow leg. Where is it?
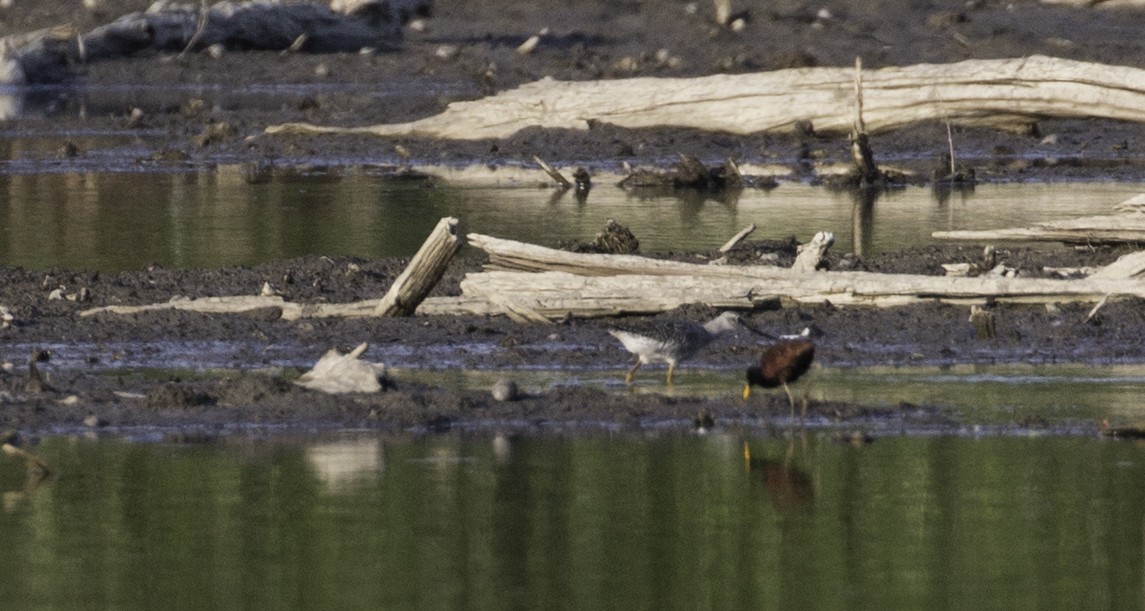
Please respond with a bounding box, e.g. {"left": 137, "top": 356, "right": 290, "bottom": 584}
{"left": 666, "top": 361, "right": 677, "bottom": 386}
{"left": 784, "top": 382, "right": 796, "bottom": 422}
{"left": 625, "top": 360, "right": 641, "bottom": 384}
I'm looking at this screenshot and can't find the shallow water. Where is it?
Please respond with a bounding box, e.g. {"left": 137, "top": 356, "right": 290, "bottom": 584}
{"left": 0, "top": 165, "right": 1140, "bottom": 270}
{"left": 0, "top": 431, "right": 1139, "bottom": 609}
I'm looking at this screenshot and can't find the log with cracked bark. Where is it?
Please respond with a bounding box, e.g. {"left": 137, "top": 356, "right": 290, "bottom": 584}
{"left": 266, "top": 56, "right": 1145, "bottom": 140}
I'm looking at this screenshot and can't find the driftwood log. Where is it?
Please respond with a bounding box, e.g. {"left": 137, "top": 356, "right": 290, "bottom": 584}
{"left": 267, "top": 56, "right": 1145, "bottom": 140}
{"left": 374, "top": 216, "right": 462, "bottom": 316}
{"left": 1, "top": 0, "right": 429, "bottom": 85}
{"left": 933, "top": 214, "right": 1145, "bottom": 244}
{"left": 78, "top": 229, "right": 1145, "bottom": 321}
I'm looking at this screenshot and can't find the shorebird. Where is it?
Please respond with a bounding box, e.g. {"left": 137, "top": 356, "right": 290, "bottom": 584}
{"left": 744, "top": 337, "right": 815, "bottom": 420}
{"left": 608, "top": 311, "right": 747, "bottom": 385}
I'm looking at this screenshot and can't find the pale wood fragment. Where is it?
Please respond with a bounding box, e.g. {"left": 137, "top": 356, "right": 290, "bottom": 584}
{"left": 791, "top": 231, "right": 835, "bottom": 273}
{"left": 1088, "top": 251, "right": 1145, "bottom": 279}
{"left": 718, "top": 223, "right": 756, "bottom": 253}
{"left": 533, "top": 156, "right": 572, "bottom": 189}
{"left": 375, "top": 217, "right": 463, "bottom": 316}
{"left": 295, "top": 342, "right": 388, "bottom": 394}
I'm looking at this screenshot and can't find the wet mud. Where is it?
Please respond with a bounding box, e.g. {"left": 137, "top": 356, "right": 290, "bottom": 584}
{"left": 1, "top": 0, "right": 1145, "bottom": 437}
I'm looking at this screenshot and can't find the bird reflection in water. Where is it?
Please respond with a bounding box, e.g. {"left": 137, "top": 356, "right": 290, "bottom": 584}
{"left": 743, "top": 440, "right": 814, "bottom": 515}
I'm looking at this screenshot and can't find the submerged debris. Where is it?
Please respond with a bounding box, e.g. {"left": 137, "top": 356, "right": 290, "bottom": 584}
{"left": 560, "top": 219, "right": 640, "bottom": 254}
{"left": 619, "top": 155, "right": 745, "bottom": 192}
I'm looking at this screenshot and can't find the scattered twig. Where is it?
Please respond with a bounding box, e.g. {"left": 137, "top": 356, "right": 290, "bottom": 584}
{"left": 533, "top": 155, "right": 573, "bottom": 189}
{"left": 849, "top": 57, "right": 880, "bottom": 184}
{"left": 946, "top": 118, "right": 956, "bottom": 177}
{"left": 719, "top": 223, "right": 756, "bottom": 253}
{"left": 178, "top": 0, "right": 211, "bottom": 58}
{"left": 1084, "top": 292, "right": 1111, "bottom": 323}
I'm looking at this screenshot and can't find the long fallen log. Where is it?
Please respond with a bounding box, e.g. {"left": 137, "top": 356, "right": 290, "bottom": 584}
{"left": 459, "top": 233, "right": 1145, "bottom": 316}
{"left": 2, "top": 0, "right": 429, "bottom": 85}
{"left": 78, "top": 230, "right": 1145, "bottom": 320}
{"left": 932, "top": 212, "right": 1145, "bottom": 244}
{"left": 266, "top": 56, "right": 1145, "bottom": 140}
{"left": 456, "top": 268, "right": 1145, "bottom": 316}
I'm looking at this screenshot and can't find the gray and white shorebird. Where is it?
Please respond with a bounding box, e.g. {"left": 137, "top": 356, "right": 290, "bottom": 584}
{"left": 608, "top": 311, "right": 749, "bottom": 385}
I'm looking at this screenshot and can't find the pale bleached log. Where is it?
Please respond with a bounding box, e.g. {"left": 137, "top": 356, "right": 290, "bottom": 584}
{"left": 469, "top": 232, "right": 795, "bottom": 278}
{"left": 791, "top": 231, "right": 834, "bottom": 272}
{"left": 79, "top": 295, "right": 287, "bottom": 318}
{"left": 1084, "top": 251, "right": 1145, "bottom": 279}
{"left": 266, "top": 56, "right": 1145, "bottom": 140}
{"left": 457, "top": 268, "right": 1145, "bottom": 318}
{"left": 375, "top": 217, "right": 462, "bottom": 316}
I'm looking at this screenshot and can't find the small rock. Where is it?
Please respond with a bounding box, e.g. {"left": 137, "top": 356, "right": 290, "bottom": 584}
{"left": 83, "top": 414, "right": 107, "bottom": 428}
{"left": 125, "top": 107, "right": 146, "bottom": 128}
{"left": 492, "top": 379, "right": 520, "bottom": 402}
{"left": 435, "top": 45, "right": 459, "bottom": 60}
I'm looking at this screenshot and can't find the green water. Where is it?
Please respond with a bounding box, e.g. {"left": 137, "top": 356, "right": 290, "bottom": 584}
{"left": 0, "top": 432, "right": 1139, "bottom": 609}
{"left": 0, "top": 168, "right": 1140, "bottom": 270}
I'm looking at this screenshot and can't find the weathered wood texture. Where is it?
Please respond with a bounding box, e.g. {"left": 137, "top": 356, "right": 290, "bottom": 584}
{"left": 933, "top": 212, "right": 1145, "bottom": 244}
{"left": 459, "top": 234, "right": 1145, "bottom": 316}
{"left": 78, "top": 232, "right": 1145, "bottom": 321}
{"left": 374, "top": 216, "right": 463, "bottom": 316}
{"left": 2, "top": 0, "right": 429, "bottom": 85}
{"left": 266, "top": 56, "right": 1145, "bottom": 140}
{"left": 791, "top": 231, "right": 834, "bottom": 273}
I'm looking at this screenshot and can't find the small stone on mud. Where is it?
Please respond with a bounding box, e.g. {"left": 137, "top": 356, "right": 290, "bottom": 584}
{"left": 83, "top": 414, "right": 107, "bottom": 428}
{"left": 492, "top": 379, "right": 520, "bottom": 401}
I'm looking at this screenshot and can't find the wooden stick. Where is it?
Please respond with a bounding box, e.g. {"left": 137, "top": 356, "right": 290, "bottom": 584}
{"left": 1084, "top": 293, "right": 1111, "bottom": 323}
{"left": 719, "top": 223, "right": 756, "bottom": 253}
{"left": 374, "top": 217, "right": 463, "bottom": 316}
{"left": 533, "top": 156, "right": 573, "bottom": 189}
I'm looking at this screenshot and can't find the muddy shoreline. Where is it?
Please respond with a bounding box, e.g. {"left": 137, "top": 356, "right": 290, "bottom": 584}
{"left": 3, "top": 240, "right": 1144, "bottom": 439}
{"left": 1, "top": 0, "right": 1145, "bottom": 438}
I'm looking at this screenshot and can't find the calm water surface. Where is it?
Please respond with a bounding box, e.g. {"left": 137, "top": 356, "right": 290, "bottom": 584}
{"left": 0, "top": 164, "right": 1140, "bottom": 270}
{"left": 0, "top": 432, "right": 1138, "bottom": 609}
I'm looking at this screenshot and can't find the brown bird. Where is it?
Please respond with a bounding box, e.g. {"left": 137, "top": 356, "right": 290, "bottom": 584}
{"left": 744, "top": 338, "right": 815, "bottom": 420}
